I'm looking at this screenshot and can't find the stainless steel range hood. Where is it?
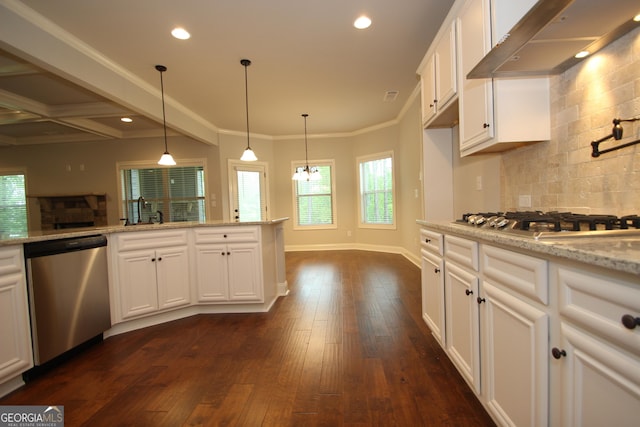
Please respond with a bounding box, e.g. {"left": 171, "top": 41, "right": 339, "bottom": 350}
{"left": 468, "top": 0, "right": 640, "bottom": 79}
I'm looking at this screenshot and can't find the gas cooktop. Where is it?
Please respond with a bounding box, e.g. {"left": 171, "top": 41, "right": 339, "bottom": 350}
{"left": 456, "top": 211, "right": 640, "bottom": 240}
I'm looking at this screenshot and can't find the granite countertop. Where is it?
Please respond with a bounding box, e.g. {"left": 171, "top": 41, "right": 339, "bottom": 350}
{"left": 417, "top": 220, "right": 640, "bottom": 277}
{"left": 0, "top": 217, "right": 290, "bottom": 247}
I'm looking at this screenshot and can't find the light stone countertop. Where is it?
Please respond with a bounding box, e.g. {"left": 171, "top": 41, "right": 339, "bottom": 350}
{"left": 0, "top": 218, "right": 290, "bottom": 247}
{"left": 417, "top": 220, "right": 640, "bottom": 277}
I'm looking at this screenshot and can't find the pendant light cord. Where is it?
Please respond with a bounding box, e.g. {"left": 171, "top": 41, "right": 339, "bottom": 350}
{"left": 157, "top": 65, "right": 169, "bottom": 153}
{"left": 242, "top": 59, "right": 251, "bottom": 149}
{"left": 303, "top": 113, "right": 309, "bottom": 168}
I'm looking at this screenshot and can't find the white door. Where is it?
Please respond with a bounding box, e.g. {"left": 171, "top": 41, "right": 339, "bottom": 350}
{"left": 228, "top": 160, "right": 268, "bottom": 222}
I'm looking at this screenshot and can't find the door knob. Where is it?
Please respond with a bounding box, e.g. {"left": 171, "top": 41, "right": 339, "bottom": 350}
{"left": 621, "top": 314, "right": 640, "bottom": 329}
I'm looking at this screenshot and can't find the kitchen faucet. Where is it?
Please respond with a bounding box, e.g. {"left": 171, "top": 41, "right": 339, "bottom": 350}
{"left": 137, "top": 196, "right": 146, "bottom": 224}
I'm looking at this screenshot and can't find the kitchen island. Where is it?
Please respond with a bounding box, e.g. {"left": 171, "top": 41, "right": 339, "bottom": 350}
{"left": 417, "top": 219, "right": 640, "bottom": 427}
{"left": 0, "top": 219, "right": 288, "bottom": 397}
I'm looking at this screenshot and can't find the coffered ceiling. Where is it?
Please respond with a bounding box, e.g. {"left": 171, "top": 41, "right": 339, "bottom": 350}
{"left": 0, "top": 0, "right": 455, "bottom": 146}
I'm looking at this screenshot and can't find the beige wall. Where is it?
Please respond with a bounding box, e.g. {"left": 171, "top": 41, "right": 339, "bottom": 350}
{"left": 0, "top": 135, "right": 222, "bottom": 226}
{"left": 501, "top": 27, "right": 640, "bottom": 215}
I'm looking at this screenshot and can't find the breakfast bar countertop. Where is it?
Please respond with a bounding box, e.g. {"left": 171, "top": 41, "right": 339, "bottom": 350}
{"left": 0, "top": 218, "right": 290, "bottom": 247}
{"left": 417, "top": 220, "right": 640, "bottom": 277}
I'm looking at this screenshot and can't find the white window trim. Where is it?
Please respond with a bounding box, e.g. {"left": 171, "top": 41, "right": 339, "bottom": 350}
{"left": 291, "top": 159, "right": 337, "bottom": 230}
{"left": 116, "top": 158, "right": 208, "bottom": 221}
{"left": 357, "top": 150, "right": 396, "bottom": 230}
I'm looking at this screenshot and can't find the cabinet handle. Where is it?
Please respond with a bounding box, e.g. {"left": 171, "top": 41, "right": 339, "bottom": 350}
{"left": 151, "top": 257, "right": 156, "bottom": 262}
{"left": 221, "top": 252, "right": 226, "bottom": 256}
{"left": 483, "top": 123, "right": 490, "bottom": 128}
{"left": 551, "top": 348, "right": 566, "bottom": 359}
{"left": 223, "top": 234, "right": 228, "bottom": 238}
{"left": 434, "top": 267, "right": 440, "bottom": 273}
{"left": 157, "top": 257, "right": 162, "bottom": 262}
{"left": 621, "top": 314, "right": 640, "bottom": 329}
{"left": 227, "top": 251, "right": 231, "bottom": 255}
{"left": 476, "top": 297, "right": 485, "bottom": 304}
{"left": 465, "top": 289, "right": 473, "bottom": 296}
{"left": 425, "top": 238, "right": 431, "bottom": 243}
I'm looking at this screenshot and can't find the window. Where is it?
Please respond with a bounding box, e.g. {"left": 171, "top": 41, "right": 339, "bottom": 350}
{"left": 118, "top": 161, "right": 206, "bottom": 223}
{"left": 292, "top": 161, "right": 336, "bottom": 229}
{"left": 0, "top": 170, "right": 27, "bottom": 237}
{"left": 358, "top": 151, "right": 395, "bottom": 228}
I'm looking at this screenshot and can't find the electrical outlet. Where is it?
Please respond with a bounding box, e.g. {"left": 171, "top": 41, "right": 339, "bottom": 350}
{"left": 519, "top": 195, "right": 532, "bottom": 208}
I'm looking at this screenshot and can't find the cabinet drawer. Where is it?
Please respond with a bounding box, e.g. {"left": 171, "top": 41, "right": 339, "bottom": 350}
{"left": 194, "top": 226, "right": 259, "bottom": 244}
{"left": 482, "top": 245, "right": 548, "bottom": 305}
{"left": 557, "top": 265, "right": 640, "bottom": 355}
{"left": 420, "top": 228, "right": 443, "bottom": 255}
{"left": 444, "top": 235, "right": 478, "bottom": 271}
{"left": 115, "top": 229, "right": 189, "bottom": 251}
{"left": 0, "top": 246, "right": 23, "bottom": 276}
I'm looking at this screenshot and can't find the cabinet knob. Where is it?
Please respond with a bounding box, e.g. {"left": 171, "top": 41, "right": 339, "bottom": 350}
{"left": 551, "top": 348, "right": 566, "bottom": 359}
{"left": 434, "top": 267, "right": 440, "bottom": 273}
{"left": 621, "top": 314, "right": 640, "bottom": 330}
{"left": 223, "top": 234, "right": 228, "bottom": 238}
{"left": 221, "top": 252, "right": 226, "bottom": 256}
{"left": 483, "top": 123, "right": 490, "bottom": 128}
{"left": 425, "top": 238, "right": 431, "bottom": 243}
{"left": 227, "top": 251, "right": 231, "bottom": 255}
{"left": 476, "top": 296, "right": 485, "bottom": 304}
{"left": 465, "top": 289, "right": 473, "bottom": 296}
{"left": 157, "top": 257, "right": 162, "bottom": 262}
{"left": 151, "top": 257, "right": 156, "bottom": 262}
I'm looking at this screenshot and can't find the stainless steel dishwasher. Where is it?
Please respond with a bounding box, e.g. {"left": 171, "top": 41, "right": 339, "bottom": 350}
{"left": 24, "top": 234, "right": 111, "bottom": 365}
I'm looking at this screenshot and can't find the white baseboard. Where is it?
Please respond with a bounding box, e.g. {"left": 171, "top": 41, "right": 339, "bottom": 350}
{"left": 284, "top": 243, "right": 421, "bottom": 268}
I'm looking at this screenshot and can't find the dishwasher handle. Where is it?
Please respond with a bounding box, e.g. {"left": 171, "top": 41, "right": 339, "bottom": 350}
{"left": 24, "top": 235, "right": 107, "bottom": 258}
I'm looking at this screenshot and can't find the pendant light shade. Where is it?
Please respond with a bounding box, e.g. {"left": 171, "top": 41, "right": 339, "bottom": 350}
{"left": 156, "top": 65, "right": 176, "bottom": 166}
{"left": 240, "top": 59, "right": 257, "bottom": 161}
{"left": 292, "top": 113, "right": 321, "bottom": 181}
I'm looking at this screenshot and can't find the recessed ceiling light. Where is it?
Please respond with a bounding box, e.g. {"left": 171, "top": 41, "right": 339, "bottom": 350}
{"left": 171, "top": 27, "right": 191, "bottom": 40}
{"left": 120, "top": 117, "right": 133, "bottom": 123}
{"left": 575, "top": 51, "right": 590, "bottom": 59}
{"left": 634, "top": 14, "right": 640, "bottom": 22}
{"left": 354, "top": 15, "right": 372, "bottom": 30}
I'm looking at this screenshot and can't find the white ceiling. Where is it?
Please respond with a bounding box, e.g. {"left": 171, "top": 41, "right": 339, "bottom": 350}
{"left": 0, "top": 0, "right": 455, "bottom": 146}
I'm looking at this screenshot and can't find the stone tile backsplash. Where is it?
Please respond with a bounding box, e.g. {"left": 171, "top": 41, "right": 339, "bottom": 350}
{"left": 501, "top": 27, "right": 640, "bottom": 215}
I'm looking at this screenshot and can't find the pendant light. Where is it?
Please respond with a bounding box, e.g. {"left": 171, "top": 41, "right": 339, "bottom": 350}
{"left": 292, "top": 113, "right": 321, "bottom": 181}
{"left": 156, "top": 65, "right": 176, "bottom": 166}
{"left": 240, "top": 59, "right": 257, "bottom": 161}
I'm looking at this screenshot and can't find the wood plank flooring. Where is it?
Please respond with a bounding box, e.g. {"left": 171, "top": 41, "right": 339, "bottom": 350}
{"left": 1, "top": 250, "right": 495, "bottom": 426}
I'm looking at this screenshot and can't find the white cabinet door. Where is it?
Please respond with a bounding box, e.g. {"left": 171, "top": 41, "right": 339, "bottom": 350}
{"left": 435, "top": 20, "right": 457, "bottom": 111}
{"left": 445, "top": 261, "right": 481, "bottom": 393}
{"left": 483, "top": 281, "right": 549, "bottom": 427}
{"left": 117, "top": 249, "right": 159, "bottom": 319}
{"left": 0, "top": 247, "right": 33, "bottom": 384}
{"left": 421, "top": 249, "right": 445, "bottom": 345}
{"left": 227, "top": 242, "right": 262, "bottom": 301}
{"left": 457, "top": 0, "right": 494, "bottom": 151}
{"left": 421, "top": 54, "right": 438, "bottom": 124}
{"left": 156, "top": 245, "right": 190, "bottom": 310}
{"left": 558, "top": 323, "right": 640, "bottom": 427}
{"left": 195, "top": 244, "right": 229, "bottom": 301}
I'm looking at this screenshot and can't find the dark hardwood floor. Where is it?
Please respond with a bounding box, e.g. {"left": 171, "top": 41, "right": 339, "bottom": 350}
{"left": 1, "top": 250, "right": 495, "bottom": 426}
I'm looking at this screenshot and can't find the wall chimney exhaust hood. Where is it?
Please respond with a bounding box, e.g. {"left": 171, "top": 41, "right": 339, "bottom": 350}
{"left": 468, "top": 0, "right": 640, "bottom": 79}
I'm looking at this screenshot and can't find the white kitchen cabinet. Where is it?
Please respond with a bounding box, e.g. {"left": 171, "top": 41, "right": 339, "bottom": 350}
{"left": 112, "top": 230, "right": 191, "bottom": 321}
{"left": 554, "top": 264, "right": 640, "bottom": 426}
{"left": 0, "top": 246, "right": 33, "bottom": 392}
{"left": 420, "top": 228, "right": 445, "bottom": 345}
{"left": 420, "top": 20, "right": 457, "bottom": 127}
{"left": 444, "top": 235, "right": 481, "bottom": 393}
{"left": 456, "top": 0, "right": 550, "bottom": 156}
{"left": 481, "top": 245, "right": 550, "bottom": 427}
{"left": 194, "top": 226, "right": 263, "bottom": 303}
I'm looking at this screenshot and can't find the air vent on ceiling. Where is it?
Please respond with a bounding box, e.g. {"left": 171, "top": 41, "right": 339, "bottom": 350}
{"left": 383, "top": 90, "right": 399, "bottom": 102}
